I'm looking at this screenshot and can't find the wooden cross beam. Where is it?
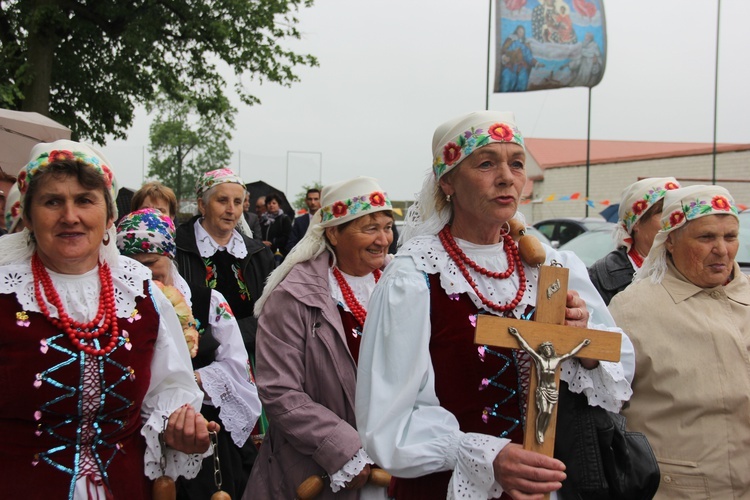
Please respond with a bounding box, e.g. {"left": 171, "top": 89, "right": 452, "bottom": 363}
{"left": 474, "top": 265, "right": 621, "bottom": 460}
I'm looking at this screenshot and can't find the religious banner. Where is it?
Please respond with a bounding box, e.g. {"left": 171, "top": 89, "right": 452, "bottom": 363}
{"left": 494, "top": 0, "right": 607, "bottom": 93}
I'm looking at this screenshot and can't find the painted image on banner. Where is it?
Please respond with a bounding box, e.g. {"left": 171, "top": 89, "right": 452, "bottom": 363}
{"left": 494, "top": 0, "right": 606, "bottom": 93}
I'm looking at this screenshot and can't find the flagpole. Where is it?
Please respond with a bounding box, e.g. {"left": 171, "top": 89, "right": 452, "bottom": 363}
{"left": 585, "top": 87, "right": 592, "bottom": 217}
{"left": 486, "top": 0, "right": 492, "bottom": 110}
{"left": 711, "top": 0, "right": 721, "bottom": 185}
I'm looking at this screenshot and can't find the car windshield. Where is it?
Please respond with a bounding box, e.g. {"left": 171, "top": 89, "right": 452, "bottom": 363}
{"left": 524, "top": 226, "right": 552, "bottom": 247}
{"left": 558, "top": 229, "right": 615, "bottom": 267}
{"left": 737, "top": 211, "right": 750, "bottom": 265}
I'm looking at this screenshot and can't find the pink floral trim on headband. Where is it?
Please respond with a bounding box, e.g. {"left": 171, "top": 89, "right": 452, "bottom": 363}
{"left": 320, "top": 191, "right": 392, "bottom": 222}
{"left": 19, "top": 149, "right": 114, "bottom": 195}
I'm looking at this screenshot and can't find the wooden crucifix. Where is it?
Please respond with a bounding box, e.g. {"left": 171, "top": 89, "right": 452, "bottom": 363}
{"left": 474, "top": 264, "right": 621, "bottom": 462}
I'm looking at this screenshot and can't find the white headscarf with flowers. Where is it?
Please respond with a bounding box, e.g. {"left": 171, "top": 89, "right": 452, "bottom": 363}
{"left": 253, "top": 176, "right": 392, "bottom": 316}
{"left": 613, "top": 177, "right": 680, "bottom": 251}
{"left": 401, "top": 111, "right": 526, "bottom": 246}
{"left": 635, "top": 184, "right": 739, "bottom": 284}
{"left": 0, "top": 140, "right": 120, "bottom": 267}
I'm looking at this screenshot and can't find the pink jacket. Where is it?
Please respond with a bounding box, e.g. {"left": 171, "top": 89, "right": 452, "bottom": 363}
{"left": 245, "top": 252, "right": 364, "bottom": 499}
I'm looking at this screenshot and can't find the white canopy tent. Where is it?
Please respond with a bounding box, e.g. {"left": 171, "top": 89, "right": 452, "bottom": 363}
{"left": 0, "top": 108, "right": 71, "bottom": 176}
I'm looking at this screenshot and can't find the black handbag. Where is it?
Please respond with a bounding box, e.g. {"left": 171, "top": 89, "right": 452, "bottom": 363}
{"left": 554, "top": 381, "right": 660, "bottom": 500}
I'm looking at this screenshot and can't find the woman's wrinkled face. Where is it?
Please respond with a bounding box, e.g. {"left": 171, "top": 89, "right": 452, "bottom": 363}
{"left": 130, "top": 253, "right": 173, "bottom": 286}
{"left": 327, "top": 212, "right": 394, "bottom": 277}
{"left": 25, "top": 173, "right": 112, "bottom": 274}
{"left": 198, "top": 183, "right": 246, "bottom": 239}
{"left": 665, "top": 214, "right": 739, "bottom": 288}
{"left": 440, "top": 142, "right": 526, "bottom": 237}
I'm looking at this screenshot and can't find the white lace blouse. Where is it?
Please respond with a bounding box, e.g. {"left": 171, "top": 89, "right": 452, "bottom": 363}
{"left": 355, "top": 235, "right": 634, "bottom": 500}
{"left": 194, "top": 288, "right": 262, "bottom": 447}
{"left": 0, "top": 257, "right": 207, "bottom": 497}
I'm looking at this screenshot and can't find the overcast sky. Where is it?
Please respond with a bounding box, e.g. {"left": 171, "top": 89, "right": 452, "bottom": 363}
{"left": 101, "top": 0, "right": 750, "bottom": 203}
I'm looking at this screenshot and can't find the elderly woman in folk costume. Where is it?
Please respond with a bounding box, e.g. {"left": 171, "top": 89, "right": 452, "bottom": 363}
{"left": 174, "top": 168, "right": 273, "bottom": 494}
{"left": 588, "top": 177, "right": 680, "bottom": 305}
{"left": 609, "top": 185, "right": 750, "bottom": 498}
{"left": 116, "top": 208, "right": 262, "bottom": 499}
{"left": 355, "top": 111, "right": 634, "bottom": 500}
{"left": 0, "top": 140, "right": 216, "bottom": 499}
{"left": 245, "top": 177, "right": 393, "bottom": 500}
{"left": 175, "top": 169, "right": 274, "bottom": 360}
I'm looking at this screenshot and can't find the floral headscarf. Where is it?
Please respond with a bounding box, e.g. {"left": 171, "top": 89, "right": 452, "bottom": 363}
{"left": 116, "top": 208, "right": 177, "bottom": 259}
{"left": 195, "top": 168, "right": 244, "bottom": 199}
{"left": 614, "top": 177, "right": 680, "bottom": 250}
{"left": 431, "top": 110, "right": 524, "bottom": 180}
{"left": 18, "top": 140, "right": 118, "bottom": 218}
{"left": 636, "top": 184, "right": 739, "bottom": 284}
{"left": 318, "top": 177, "right": 392, "bottom": 225}
{"left": 401, "top": 111, "right": 526, "bottom": 246}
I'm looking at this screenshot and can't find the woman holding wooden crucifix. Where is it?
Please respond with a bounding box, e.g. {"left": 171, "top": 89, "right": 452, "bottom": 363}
{"left": 355, "top": 111, "right": 635, "bottom": 500}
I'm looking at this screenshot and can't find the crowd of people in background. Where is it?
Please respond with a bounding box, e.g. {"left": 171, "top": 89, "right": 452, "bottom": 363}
{"left": 1, "top": 109, "right": 748, "bottom": 500}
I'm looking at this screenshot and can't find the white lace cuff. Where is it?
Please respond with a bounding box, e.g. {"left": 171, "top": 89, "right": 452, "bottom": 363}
{"left": 561, "top": 356, "right": 632, "bottom": 413}
{"left": 446, "top": 433, "right": 508, "bottom": 500}
{"left": 199, "top": 364, "right": 260, "bottom": 447}
{"left": 329, "top": 448, "right": 375, "bottom": 493}
{"left": 141, "top": 410, "right": 212, "bottom": 480}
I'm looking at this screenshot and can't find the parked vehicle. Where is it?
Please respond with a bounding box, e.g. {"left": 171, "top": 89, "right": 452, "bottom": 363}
{"left": 557, "top": 224, "right": 617, "bottom": 267}
{"left": 523, "top": 225, "right": 552, "bottom": 247}
{"left": 533, "top": 217, "right": 613, "bottom": 248}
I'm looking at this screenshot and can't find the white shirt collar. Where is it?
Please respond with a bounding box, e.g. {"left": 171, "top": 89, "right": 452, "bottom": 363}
{"left": 193, "top": 219, "right": 248, "bottom": 259}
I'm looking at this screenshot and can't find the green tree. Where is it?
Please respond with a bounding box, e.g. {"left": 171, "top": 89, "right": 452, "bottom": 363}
{"left": 292, "top": 181, "right": 323, "bottom": 211}
{"left": 146, "top": 92, "right": 235, "bottom": 205}
{"left": 0, "top": 0, "right": 317, "bottom": 144}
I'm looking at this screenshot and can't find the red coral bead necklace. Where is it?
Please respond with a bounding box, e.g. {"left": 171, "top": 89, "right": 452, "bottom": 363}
{"left": 333, "top": 267, "right": 382, "bottom": 329}
{"left": 32, "top": 253, "right": 119, "bottom": 356}
{"left": 438, "top": 224, "right": 526, "bottom": 313}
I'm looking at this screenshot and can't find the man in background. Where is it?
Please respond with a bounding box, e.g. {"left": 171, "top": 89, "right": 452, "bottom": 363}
{"left": 243, "top": 189, "right": 263, "bottom": 242}
{"left": 285, "top": 188, "right": 321, "bottom": 253}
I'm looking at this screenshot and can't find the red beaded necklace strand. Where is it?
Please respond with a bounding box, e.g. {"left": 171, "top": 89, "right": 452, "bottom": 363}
{"left": 31, "top": 253, "right": 119, "bottom": 356}
{"left": 333, "top": 267, "right": 382, "bottom": 328}
{"left": 438, "top": 224, "right": 526, "bottom": 313}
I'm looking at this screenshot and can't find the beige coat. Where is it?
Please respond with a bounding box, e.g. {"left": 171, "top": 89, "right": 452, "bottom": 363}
{"left": 609, "top": 261, "right": 750, "bottom": 499}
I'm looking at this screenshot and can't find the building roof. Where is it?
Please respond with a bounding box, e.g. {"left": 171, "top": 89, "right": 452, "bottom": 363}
{"left": 525, "top": 138, "right": 750, "bottom": 169}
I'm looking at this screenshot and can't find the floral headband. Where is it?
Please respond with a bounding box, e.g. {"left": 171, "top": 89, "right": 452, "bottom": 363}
{"left": 116, "top": 208, "right": 177, "bottom": 259}
{"left": 316, "top": 176, "right": 392, "bottom": 227}
{"left": 660, "top": 185, "right": 738, "bottom": 233}
{"left": 619, "top": 178, "right": 680, "bottom": 235}
{"left": 432, "top": 111, "right": 524, "bottom": 180}
{"left": 19, "top": 141, "right": 118, "bottom": 217}
{"left": 319, "top": 190, "right": 392, "bottom": 224}
{"left": 195, "top": 168, "right": 244, "bottom": 198}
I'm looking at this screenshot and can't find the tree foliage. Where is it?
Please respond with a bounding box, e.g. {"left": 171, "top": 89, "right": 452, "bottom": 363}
{"left": 146, "top": 92, "right": 235, "bottom": 205}
{"left": 292, "top": 181, "right": 323, "bottom": 211}
{"left": 0, "top": 0, "right": 317, "bottom": 144}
